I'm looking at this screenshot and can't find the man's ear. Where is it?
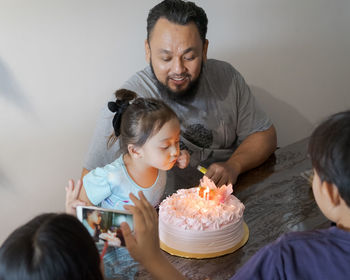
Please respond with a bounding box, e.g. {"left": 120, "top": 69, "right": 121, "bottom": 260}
{"left": 145, "top": 39, "right": 151, "bottom": 63}
{"left": 323, "top": 181, "right": 341, "bottom": 206}
{"left": 128, "top": 144, "right": 143, "bottom": 159}
{"left": 202, "top": 39, "right": 209, "bottom": 62}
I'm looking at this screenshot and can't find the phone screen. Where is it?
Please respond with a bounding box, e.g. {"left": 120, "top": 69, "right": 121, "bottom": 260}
{"left": 77, "top": 206, "right": 133, "bottom": 247}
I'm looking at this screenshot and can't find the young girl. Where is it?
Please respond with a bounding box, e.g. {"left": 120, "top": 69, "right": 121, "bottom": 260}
{"left": 79, "top": 88, "right": 190, "bottom": 210}
{"left": 78, "top": 89, "right": 189, "bottom": 279}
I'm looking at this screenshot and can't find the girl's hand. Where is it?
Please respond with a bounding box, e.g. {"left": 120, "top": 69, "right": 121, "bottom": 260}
{"left": 65, "top": 179, "right": 86, "bottom": 216}
{"left": 176, "top": 150, "right": 190, "bottom": 169}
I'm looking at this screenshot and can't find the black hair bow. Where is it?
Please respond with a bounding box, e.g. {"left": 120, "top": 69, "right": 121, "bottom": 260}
{"left": 108, "top": 100, "right": 130, "bottom": 136}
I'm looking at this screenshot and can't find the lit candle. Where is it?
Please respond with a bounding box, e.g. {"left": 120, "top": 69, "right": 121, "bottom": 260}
{"left": 203, "top": 187, "right": 209, "bottom": 201}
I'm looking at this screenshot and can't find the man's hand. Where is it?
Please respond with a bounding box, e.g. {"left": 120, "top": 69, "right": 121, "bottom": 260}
{"left": 205, "top": 161, "right": 240, "bottom": 187}
{"left": 65, "top": 179, "right": 86, "bottom": 216}
{"left": 206, "top": 126, "right": 277, "bottom": 188}
{"left": 176, "top": 149, "right": 190, "bottom": 169}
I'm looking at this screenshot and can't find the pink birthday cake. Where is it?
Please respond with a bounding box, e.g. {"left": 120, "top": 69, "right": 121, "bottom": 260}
{"left": 159, "top": 177, "right": 249, "bottom": 258}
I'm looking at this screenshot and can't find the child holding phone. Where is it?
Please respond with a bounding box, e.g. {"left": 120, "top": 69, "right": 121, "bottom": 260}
{"left": 0, "top": 186, "right": 185, "bottom": 280}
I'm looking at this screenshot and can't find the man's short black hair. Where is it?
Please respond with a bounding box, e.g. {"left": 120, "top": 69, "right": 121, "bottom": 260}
{"left": 147, "top": 0, "right": 208, "bottom": 44}
{"left": 308, "top": 110, "right": 350, "bottom": 207}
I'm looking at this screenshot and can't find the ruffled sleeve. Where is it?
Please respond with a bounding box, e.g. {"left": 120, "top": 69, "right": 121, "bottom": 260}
{"left": 83, "top": 165, "right": 114, "bottom": 205}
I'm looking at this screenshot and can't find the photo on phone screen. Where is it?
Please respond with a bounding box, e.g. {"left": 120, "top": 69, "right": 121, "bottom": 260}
{"left": 76, "top": 206, "right": 133, "bottom": 247}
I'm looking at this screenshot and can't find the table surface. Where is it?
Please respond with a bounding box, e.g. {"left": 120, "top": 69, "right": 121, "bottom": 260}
{"left": 136, "top": 138, "right": 329, "bottom": 280}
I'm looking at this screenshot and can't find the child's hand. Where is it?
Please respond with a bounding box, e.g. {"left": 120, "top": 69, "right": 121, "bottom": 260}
{"left": 176, "top": 149, "right": 190, "bottom": 169}
{"left": 65, "top": 179, "right": 86, "bottom": 216}
{"left": 121, "top": 191, "right": 160, "bottom": 266}
{"left": 122, "top": 192, "right": 185, "bottom": 280}
{"left": 121, "top": 191, "right": 185, "bottom": 280}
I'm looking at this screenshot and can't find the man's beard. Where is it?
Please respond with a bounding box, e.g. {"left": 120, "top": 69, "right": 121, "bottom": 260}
{"left": 150, "top": 58, "right": 203, "bottom": 103}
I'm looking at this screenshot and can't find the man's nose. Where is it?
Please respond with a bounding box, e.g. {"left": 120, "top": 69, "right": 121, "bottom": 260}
{"left": 171, "top": 58, "right": 185, "bottom": 75}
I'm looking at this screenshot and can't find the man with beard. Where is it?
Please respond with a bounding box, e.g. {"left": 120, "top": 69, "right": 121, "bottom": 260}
{"left": 81, "top": 0, "right": 277, "bottom": 193}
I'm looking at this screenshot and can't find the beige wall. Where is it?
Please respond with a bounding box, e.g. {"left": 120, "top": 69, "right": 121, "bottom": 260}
{"left": 0, "top": 0, "right": 349, "bottom": 242}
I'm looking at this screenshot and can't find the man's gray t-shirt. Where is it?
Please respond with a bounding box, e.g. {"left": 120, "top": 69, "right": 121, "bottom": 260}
{"left": 84, "top": 59, "right": 272, "bottom": 191}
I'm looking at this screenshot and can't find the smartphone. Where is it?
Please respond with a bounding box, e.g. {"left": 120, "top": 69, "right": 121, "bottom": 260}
{"left": 76, "top": 205, "right": 133, "bottom": 247}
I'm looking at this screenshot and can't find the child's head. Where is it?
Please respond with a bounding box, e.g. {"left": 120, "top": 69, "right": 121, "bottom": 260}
{"left": 84, "top": 209, "right": 102, "bottom": 226}
{"left": 0, "top": 213, "right": 103, "bottom": 280}
{"left": 308, "top": 110, "right": 350, "bottom": 220}
{"left": 108, "top": 89, "right": 181, "bottom": 170}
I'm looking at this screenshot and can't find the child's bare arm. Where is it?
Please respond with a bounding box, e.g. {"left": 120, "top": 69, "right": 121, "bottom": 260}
{"left": 77, "top": 183, "right": 94, "bottom": 206}
{"left": 122, "top": 191, "right": 186, "bottom": 280}
{"left": 81, "top": 167, "right": 90, "bottom": 179}
{"left": 75, "top": 168, "right": 94, "bottom": 206}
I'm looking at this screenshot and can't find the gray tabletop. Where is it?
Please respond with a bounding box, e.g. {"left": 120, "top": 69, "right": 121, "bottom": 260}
{"left": 136, "top": 138, "right": 329, "bottom": 280}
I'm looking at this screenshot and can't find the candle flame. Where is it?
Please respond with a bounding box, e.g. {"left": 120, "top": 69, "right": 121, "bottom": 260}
{"left": 203, "top": 187, "right": 209, "bottom": 200}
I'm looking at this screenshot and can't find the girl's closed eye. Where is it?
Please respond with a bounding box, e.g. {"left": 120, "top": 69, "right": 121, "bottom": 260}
{"left": 161, "top": 138, "right": 180, "bottom": 150}
{"left": 160, "top": 145, "right": 170, "bottom": 150}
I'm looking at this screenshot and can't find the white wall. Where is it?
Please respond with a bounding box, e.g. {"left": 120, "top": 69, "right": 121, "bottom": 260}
{"left": 0, "top": 0, "right": 349, "bottom": 242}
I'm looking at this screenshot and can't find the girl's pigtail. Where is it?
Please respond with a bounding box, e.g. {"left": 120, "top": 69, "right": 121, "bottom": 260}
{"left": 108, "top": 100, "right": 129, "bottom": 137}
{"left": 108, "top": 89, "right": 137, "bottom": 137}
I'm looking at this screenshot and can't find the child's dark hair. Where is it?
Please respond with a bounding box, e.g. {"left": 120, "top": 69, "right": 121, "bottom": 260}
{"left": 147, "top": 0, "right": 208, "bottom": 44}
{"left": 308, "top": 110, "right": 350, "bottom": 207}
{"left": 108, "top": 89, "right": 178, "bottom": 154}
{"left": 0, "top": 213, "right": 103, "bottom": 280}
{"left": 83, "top": 208, "right": 100, "bottom": 220}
